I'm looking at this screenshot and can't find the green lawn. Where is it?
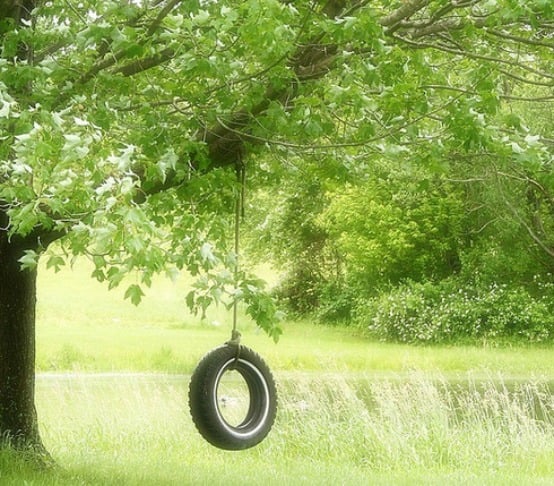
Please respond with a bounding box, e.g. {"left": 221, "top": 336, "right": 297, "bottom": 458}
{"left": 2, "top": 260, "right": 552, "bottom": 485}
{"left": 36, "top": 259, "right": 554, "bottom": 377}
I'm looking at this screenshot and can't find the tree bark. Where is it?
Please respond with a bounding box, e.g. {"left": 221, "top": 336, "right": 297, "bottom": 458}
{"left": 0, "top": 0, "right": 47, "bottom": 455}
{"left": 0, "top": 222, "right": 45, "bottom": 451}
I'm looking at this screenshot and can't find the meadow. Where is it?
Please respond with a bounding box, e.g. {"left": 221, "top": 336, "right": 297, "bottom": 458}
{"left": 2, "top": 260, "right": 554, "bottom": 485}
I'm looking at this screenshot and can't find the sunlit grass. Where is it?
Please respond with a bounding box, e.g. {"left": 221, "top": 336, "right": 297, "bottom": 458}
{"left": 6, "top": 258, "right": 549, "bottom": 484}
{"left": 36, "top": 259, "right": 554, "bottom": 376}
{"left": 2, "top": 373, "right": 553, "bottom": 485}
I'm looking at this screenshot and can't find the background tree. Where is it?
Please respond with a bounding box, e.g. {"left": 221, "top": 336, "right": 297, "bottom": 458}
{"left": 246, "top": 1, "right": 554, "bottom": 323}
{"left": 1, "top": 0, "right": 553, "bottom": 456}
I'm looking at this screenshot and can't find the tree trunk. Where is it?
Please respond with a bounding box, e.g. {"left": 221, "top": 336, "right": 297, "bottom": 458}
{"left": 0, "top": 0, "right": 46, "bottom": 454}
{"left": 0, "top": 228, "right": 44, "bottom": 452}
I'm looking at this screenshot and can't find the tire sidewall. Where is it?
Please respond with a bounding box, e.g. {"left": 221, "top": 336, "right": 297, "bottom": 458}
{"left": 189, "top": 344, "right": 277, "bottom": 450}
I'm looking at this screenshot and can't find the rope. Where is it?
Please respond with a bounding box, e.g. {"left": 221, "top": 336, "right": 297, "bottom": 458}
{"left": 230, "top": 161, "right": 245, "bottom": 346}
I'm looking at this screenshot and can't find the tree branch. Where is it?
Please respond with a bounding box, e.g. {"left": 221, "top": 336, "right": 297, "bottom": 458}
{"left": 421, "top": 84, "right": 554, "bottom": 102}
{"left": 500, "top": 189, "right": 554, "bottom": 259}
{"left": 111, "top": 47, "right": 175, "bottom": 76}
{"left": 380, "top": 0, "right": 432, "bottom": 30}
{"left": 77, "top": 48, "right": 129, "bottom": 85}
{"left": 146, "top": 0, "right": 183, "bottom": 36}
{"left": 410, "top": 18, "right": 463, "bottom": 38}
{"left": 486, "top": 28, "right": 554, "bottom": 50}
{"left": 391, "top": 34, "right": 554, "bottom": 82}
{"left": 498, "top": 68, "right": 554, "bottom": 88}
{"left": 58, "top": 1, "right": 181, "bottom": 86}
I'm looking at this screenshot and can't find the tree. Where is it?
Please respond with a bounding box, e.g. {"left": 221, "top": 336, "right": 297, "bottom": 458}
{"left": 248, "top": 0, "right": 554, "bottom": 319}
{"left": 1, "top": 0, "right": 553, "bottom": 456}
{"left": 322, "top": 168, "right": 465, "bottom": 287}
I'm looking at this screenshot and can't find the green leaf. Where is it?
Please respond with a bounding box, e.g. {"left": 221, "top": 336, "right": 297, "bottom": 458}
{"left": 46, "top": 255, "right": 65, "bottom": 273}
{"left": 185, "top": 290, "right": 196, "bottom": 312}
{"left": 0, "top": 100, "right": 11, "bottom": 118}
{"left": 124, "top": 284, "right": 145, "bottom": 306}
{"left": 107, "top": 267, "right": 125, "bottom": 290}
{"left": 18, "top": 250, "right": 39, "bottom": 271}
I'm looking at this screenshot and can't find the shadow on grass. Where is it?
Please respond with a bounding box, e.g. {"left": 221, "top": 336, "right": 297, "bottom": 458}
{"left": 0, "top": 449, "right": 177, "bottom": 486}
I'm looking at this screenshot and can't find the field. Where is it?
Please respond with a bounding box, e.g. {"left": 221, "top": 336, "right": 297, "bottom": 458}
{"left": 2, "top": 260, "right": 554, "bottom": 485}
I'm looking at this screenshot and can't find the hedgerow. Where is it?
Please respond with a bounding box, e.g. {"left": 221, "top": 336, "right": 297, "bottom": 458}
{"left": 355, "top": 279, "right": 554, "bottom": 343}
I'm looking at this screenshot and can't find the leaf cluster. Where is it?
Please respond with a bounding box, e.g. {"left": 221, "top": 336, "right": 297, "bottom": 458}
{"left": 2, "top": 0, "right": 554, "bottom": 337}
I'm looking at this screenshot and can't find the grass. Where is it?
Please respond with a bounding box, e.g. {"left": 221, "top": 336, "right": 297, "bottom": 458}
{"left": 2, "top": 259, "right": 552, "bottom": 484}
{"left": 2, "top": 373, "right": 553, "bottom": 485}
{"left": 36, "top": 260, "right": 554, "bottom": 377}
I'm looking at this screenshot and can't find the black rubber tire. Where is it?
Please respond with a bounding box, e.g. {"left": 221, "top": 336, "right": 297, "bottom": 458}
{"left": 188, "top": 344, "right": 278, "bottom": 450}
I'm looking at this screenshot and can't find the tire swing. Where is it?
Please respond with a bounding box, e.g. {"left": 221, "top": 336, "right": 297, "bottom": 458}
{"left": 188, "top": 164, "right": 277, "bottom": 451}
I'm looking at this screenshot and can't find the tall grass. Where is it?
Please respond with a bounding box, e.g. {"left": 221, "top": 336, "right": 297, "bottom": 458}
{"left": 2, "top": 373, "right": 553, "bottom": 485}
{"left": 277, "top": 373, "right": 554, "bottom": 474}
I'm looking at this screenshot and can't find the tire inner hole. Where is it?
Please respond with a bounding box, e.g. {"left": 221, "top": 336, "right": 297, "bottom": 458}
{"left": 216, "top": 369, "right": 251, "bottom": 427}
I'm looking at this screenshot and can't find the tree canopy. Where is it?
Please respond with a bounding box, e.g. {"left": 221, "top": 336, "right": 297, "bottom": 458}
{"left": 2, "top": 1, "right": 553, "bottom": 328}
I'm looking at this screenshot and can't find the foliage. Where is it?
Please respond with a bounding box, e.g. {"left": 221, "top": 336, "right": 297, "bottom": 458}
{"left": 321, "top": 167, "right": 465, "bottom": 289}
{"left": 1, "top": 1, "right": 552, "bottom": 293}
{"left": 251, "top": 160, "right": 467, "bottom": 322}
{"left": 0, "top": 0, "right": 553, "bottom": 339}
{"left": 186, "top": 267, "right": 283, "bottom": 342}
{"left": 458, "top": 237, "right": 552, "bottom": 287}
{"left": 245, "top": 168, "right": 337, "bottom": 317}
{"left": 357, "top": 278, "right": 554, "bottom": 344}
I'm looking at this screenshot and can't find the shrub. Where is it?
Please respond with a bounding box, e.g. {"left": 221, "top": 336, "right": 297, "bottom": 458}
{"left": 273, "top": 267, "right": 322, "bottom": 316}
{"left": 316, "top": 280, "right": 356, "bottom": 323}
{"left": 355, "top": 279, "right": 554, "bottom": 343}
{"left": 320, "top": 176, "right": 464, "bottom": 290}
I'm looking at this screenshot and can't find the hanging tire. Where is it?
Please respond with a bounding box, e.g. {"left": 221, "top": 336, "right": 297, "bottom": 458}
{"left": 188, "top": 344, "right": 278, "bottom": 450}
